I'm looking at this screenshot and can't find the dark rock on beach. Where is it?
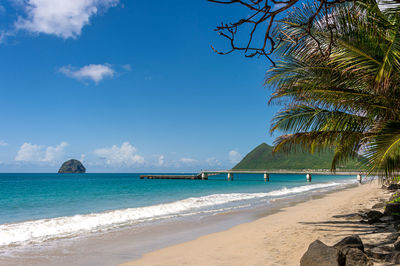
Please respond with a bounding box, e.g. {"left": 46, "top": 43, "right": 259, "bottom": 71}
{"left": 390, "top": 251, "right": 400, "bottom": 264}
{"left": 58, "top": 159, "right": 86, "bottom": 174}
{"left": 366, "top": 210, "right": 383, "bottom": 224}
{"left": 384, "top": 203, "right": 400, "bottom": 217}
{"left": 394, "top": 237, "right": 400, "bottom": 251}
{"left": 344, "top": 248, "right": 372, "bottom": 266}
{"left": 299, "top": 187, "right": 400, "bottom": 266}
{"left": 369, "top": 246, "right": 391, "bottom": 260}
{"left": 387, "top": 184, "right": 400, "bottom": 191}
{"left": 334, "top": 235, "right": 364, "bottom": 252}
{"left": 380, "top": 215, "right": 395, "bottom": 223}
{"left": 300, "top": 240, "right": 345, "bottom": 266}
{"left": 301, "top": 236, "right": 374, "bottom": 266}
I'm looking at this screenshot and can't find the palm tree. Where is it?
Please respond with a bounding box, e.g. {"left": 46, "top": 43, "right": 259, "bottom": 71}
{"left": 267, "top": 0, "right": 400, "bottom": 180}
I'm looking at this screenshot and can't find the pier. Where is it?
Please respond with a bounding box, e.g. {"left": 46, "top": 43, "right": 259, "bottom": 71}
{"left": 140, "top": 174, "right": 206, "bottom": 180}
{"left": 199, "top": 170, "right": 272, "bottom": 181}
{"left": 141, "top": 170, "right": 364, "bottom": 182}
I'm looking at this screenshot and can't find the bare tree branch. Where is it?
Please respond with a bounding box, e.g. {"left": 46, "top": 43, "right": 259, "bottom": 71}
{"left": 208, "top": 0, "right": 350, "bottom": 64}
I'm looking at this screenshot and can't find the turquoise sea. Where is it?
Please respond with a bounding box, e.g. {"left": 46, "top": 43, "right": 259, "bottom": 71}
{"left": 0, "top": 173, "right": 358, "bottom": 249}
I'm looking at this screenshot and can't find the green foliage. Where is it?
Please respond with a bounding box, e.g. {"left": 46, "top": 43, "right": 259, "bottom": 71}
{"left": 389, "top": 192, "right": 400, "bottom": 204}
{"left": 266, "top": 0, "right": 400, "bottom": 180}
{"left": 392, "top": 176, "right": 400, "bottom": 182}
{"left": 233, "top": 143, "right": 361, "bottom": 170}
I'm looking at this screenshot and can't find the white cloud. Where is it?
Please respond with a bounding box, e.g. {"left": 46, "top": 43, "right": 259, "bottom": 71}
{"left": 14, "top": 0, "right": 119, "bottom": 39}
{"left": 206, "top": 157, "right": 221, "bottom": 167}
{"left": 94, "top": 142, "right": 145, "bottom": 167}
{"left": 229, "top": 149, "right": 242, "bottom": 163}
{"left": 0, "top": 140, "right": 8, "bottom": 146}
{"left": 15, "top": 143, "right": 41, "bottom": 161}
{"left": 158, "top": 155, "right": 165, "bottom": 166}
{"left": 44, "top": 142, "right": 68, "bottom": 162}
{"left": 179, "top": 158, "right": 198, "bottom": 164}
{"left": 60, "top": 64, "right": 115, "bottom": 83}
{"left": 15, "top": 141, "right": 68, "bottom": 162}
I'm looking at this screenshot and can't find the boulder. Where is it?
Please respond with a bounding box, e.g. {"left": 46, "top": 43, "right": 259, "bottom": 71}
{"left": 366, "top": 210, "right": 383, "bottom": 224}
{"left": 390, "top": 251, "right": 400, "bottom": 264}
{"left": 369, "top": 246, "right": 391, "bottom": 260}
{"left": 388, "top": 232, "right": 400, "bottom": 240}
{"left": 380, "top": 215, "right": 395, "bottom": 222}
{"left": 387, "top": 184, "right": 400, "bottom": 191}
{"left": 384, "top": 203, "right": 400, "bottom": 217}
{"left": 344, "top": 248, "right": 372, "bottom": 266}
{"left": 58, "top": 159, "right": 86, "bottom": 174}
{"left": 394, "top": 237, "right": 400, "bottom": 251}
{"left": 334, "top": 235, "right": 364, "bottom": 252}
{"left": 300, "top": 240, "right": 345, "bottom": 266}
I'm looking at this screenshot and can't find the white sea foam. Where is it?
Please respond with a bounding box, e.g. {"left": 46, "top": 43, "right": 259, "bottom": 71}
{"left": 0, "top": 180, "right": 354, "bottom": 247}
{"left": 265, "top": 182, "right": 344, "bottom": 196}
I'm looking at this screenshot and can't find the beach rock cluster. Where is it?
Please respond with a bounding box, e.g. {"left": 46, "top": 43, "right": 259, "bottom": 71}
{"left": 58, "top": 159, "right": 86, "bottom": 174}
{"left": 300, "top": 240, "right": 345, "bottom": 266}
{"left": 301, "top": 184, "right": 400, "bottom": 265}
{"left": 386, "top": 184, "right": 400, "bottom": 191}
{"left": 300, "top": 235, "right": 371, "bottom": 266}
{"left": 365, "top": 210, "right": 383, "bottom": 224}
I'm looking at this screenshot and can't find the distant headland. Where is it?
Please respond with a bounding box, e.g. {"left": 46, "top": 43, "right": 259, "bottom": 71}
{"left": 233, "top": 143, "right": 362, "bottom": 171}
{"left": 58, "top": 159, "right": 86, "bottom": 174}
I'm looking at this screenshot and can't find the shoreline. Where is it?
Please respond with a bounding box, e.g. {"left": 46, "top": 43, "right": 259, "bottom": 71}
{"left": 121, "top": 181, "right": 388, "bottom": 266}
{"left": 0, "top": 177, "right": 361, "bottom": 266}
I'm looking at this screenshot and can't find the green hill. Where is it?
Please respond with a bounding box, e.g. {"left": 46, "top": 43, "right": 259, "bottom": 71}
{"left": 232, "top": 143, "right": 361, "bottom": 170}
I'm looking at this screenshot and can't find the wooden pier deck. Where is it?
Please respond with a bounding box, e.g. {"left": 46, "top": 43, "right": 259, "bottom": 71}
{"left": 140, "top": 175, "right": 205, "bottom": 180}
{"left": 140, "top": 170, "right": 363, "bottom": 182}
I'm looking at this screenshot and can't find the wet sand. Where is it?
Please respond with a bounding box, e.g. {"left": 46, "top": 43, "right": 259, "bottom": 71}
{"left": 121, "top": 181, "right": 387, "bottom": 266}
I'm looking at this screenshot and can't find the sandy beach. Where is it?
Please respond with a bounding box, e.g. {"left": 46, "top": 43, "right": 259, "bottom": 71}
{"left": 121, "top": 181, "right": 388, "bottom": 266}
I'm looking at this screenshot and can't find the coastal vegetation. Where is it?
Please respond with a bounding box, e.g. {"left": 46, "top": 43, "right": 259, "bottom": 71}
{"left": 210, "top": 0, "right": 400, "bottom": 180}
{"left": 233, "top": 143, "right": 361, "bottom": 170}
{"left": 266, "top": 0, "right": 400, "bottom": 180}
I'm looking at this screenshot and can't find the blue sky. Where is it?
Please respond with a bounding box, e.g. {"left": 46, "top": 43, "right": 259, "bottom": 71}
{"left": 0, "top": 0, "right": 280, "bottom": 172}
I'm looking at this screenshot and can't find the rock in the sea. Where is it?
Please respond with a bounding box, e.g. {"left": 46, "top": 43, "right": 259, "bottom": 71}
{"left": 344, "top": 248, "right": 372, "bottom": 266}
{"left": 300, "top": 240, "right": 345, "bottom": 266}
{"left": 58, "top": 159, "right": 86, "bottom": 174}
{"left": 334, "top": 235, "right": 364, "bottom": 252}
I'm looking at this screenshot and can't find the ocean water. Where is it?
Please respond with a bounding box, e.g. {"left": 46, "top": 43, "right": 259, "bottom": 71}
{"left": 0, "top": 173, "right": 358, "bottom": 249}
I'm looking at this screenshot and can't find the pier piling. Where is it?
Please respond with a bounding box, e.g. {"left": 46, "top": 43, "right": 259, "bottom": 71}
{"left": 357, "top": 174, "right": 362, "bottom": 184}
{"left": 201, "top": 172, "right": 208, "bottom": 180}
{"left": 227, "top": 172, "right": 234, "bottom": 181}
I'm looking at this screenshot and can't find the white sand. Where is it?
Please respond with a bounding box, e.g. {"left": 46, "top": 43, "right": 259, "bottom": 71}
{"left": 121, "top": 182, "right": 387, "bottom": 266}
